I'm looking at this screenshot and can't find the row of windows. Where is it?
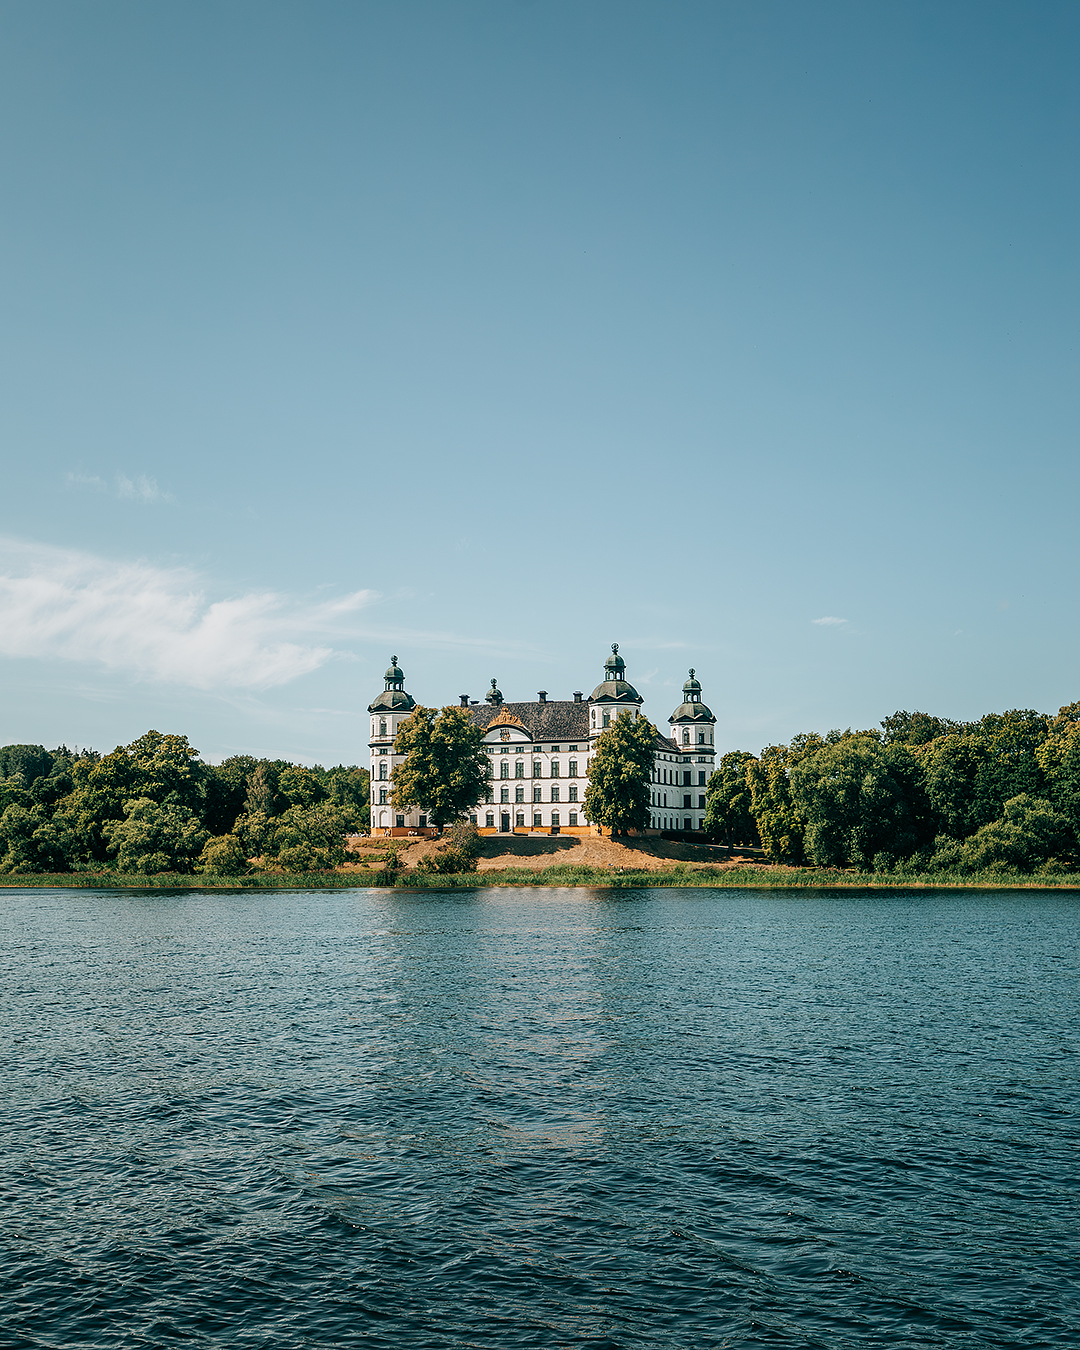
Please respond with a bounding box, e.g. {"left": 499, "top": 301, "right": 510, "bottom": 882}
{"left": 486, "top": 786, "right": 579, "bottom": 803}
{"left": 477, "top": 811, "right": 580, "bottom": 829}
{"left": 491, "top": 744, "right": 578, "bottom": 754}
{"left": 653, "top": 768, "right": 708, "bottom": 786}
{"left": 652, "top": 793, "right": 707, "bottom": 810}
{"left": 496, "top": 760, "right": 579, "bottom": 778}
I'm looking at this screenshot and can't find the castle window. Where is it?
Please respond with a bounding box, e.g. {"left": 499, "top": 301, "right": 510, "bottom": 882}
{"left": 515, "top": 761, "right": 524, "bottom": 778}
{"left": 419, "top": 816, "right": 427, "bottom": 827}
{"left": 396, "top": 815, "right": 405, "bottom": 828}
{"left": 602, "top": 712, "right": 610, "bottom": 727}
{"left": 515, "top": 787, "right": 524, "bottom": 802}
{"left": 470, "top": 814, "right": 478, "bottom": 825}
{"left": 569, "top": 812, "right": 578, "bottom": 826}
{"left": 682, "top": 730, "right": 690, "bottom": 744}
{"left": 500, "top": 762, "right": 509, "bottom": 778}
{"left": 533, "top": 812, "right": 543, "bottom": 827}
{"left": 379, "top": 719, "right": 386, "bottom": 735}
{"left": 379, "top": 789, "right": 387, "bottom": 805}
{"left": 378, "top": 764, "right": 387, "bottom": 780}
{"left": 551, "top": 812, "right": 560, "bottom": 826}
{"left": 551, "top": 786, "right": 560, "bottom": 802}
{"left": 699, "top": 772, "right": 707, "bottom": 786}
{"left": 501, "top": 788, "right": 510, "bottom": 803}
{"left": 533, "top": 761, "right": 542, "bottom": 777}
{"left": 569, "top": 745, "right": 577, "bottom": 752}
{"left": 500, "top": 745, "right": 510, "bottom": 754}
{"left": 551, "top": 746, "right": 559, "bottom": 753}
{"left": 533, "top": 787, "right": 542, "bottom": 803}
{"left": 699, "top": 733, "right": 705, "bottom": 744}
{"left": 568, "top": 761, "right": 577, "bottom": 777}
{"left": 591, "top": 711, "right": 596, "bottom": 725}
{"left": 698, "top": 796, "right": 706, "bottom": 809}
{"left": 550, "top": 762, "right": 559, "bottom": 777}
{"left": 486, "top": 813, "right": 495, "bottom": 828}
{"left": 516, "top": 812, "right": 525, "bottom": 827}
{"left": 568, "top": 785, "right": 577, "bottom": 802}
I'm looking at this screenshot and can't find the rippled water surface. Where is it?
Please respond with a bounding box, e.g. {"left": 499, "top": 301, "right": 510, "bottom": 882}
{"left": 2, "top": 887, "right": 1078, "bottom": 1348}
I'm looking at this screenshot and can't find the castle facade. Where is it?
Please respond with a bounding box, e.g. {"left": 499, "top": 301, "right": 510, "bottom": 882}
{"left": 368, "top": 646, "right": 717, "bottom": 837}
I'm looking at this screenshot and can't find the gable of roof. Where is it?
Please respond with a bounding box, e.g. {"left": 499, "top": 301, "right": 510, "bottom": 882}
{"left": 468, "top": 699, "right": 589, "bottom": 742}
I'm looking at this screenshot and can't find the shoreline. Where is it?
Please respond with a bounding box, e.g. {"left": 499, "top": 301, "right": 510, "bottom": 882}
{"left": 2, "top": 866, "right": 1080, "bottom": 892}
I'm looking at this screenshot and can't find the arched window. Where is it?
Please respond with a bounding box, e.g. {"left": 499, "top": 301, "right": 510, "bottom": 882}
{"left": 682, "top": 730, "right": 690, "bottom": 744}
{"left": 603, "top": 712, "right": 610, "bottom": 727}
{"left": 379, "top": 718, "right": 387, "bottom": 736}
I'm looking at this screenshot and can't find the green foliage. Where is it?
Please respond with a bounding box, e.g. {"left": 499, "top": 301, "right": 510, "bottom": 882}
{"left": 790, "top": 734, "right": 933, "bottom": 869}
{"left": 327, "top": 766, "right": 369, "bottom": 815}
{"left": 0, "top": 803, "right": 76, "bottom": 873}
{"left": 745, "top": 741, "right": 820, "bottom": 863}
{"left": 391, "top": 706, "right": 490, "bottom": 827}
{"left": 0, "top": 744, "right": 53, "bottom": 783}
{"left": 197, "top": 833, "right": 250, "bottom": 875}
{"left": 1036, "top": 720, "right": 1080, "bottom": 833}
{"left": 102, "top": 798, "right": 209, "bottom": 874}
{"left": 929, "top": 794, "right": 1076, "bottom": 874}
{"left": 704, "top": 751, "right": 759, "bottom": 846}
{"left": 0, "top": 775, "right": 33, "bottom": 814}
{"left": 258, "top": 802, "right": 352, "bottom": 872}
{"left": 244, "top": 763, "right": 281, "bottom": 816}
{"left": 880, "top": 711, "right": 960, "bottom": 746}
{"left": 277, "top": 766, "right": 328, "bottom": 809}
{"left": 425, "top": 819, "right": 483, "bottom": 872}
{"left": 582, "top": 712, "right": 657, "bottom": 834}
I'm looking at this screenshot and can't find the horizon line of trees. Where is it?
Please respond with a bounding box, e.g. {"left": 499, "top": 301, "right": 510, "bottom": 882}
{"left": 705, "top": 702, "right": 1080, "bottom": 875}
{"left": 0, "top": 734, "right": 370, "bottom": 875}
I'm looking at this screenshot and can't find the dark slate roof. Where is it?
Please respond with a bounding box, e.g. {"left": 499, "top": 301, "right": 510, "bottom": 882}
{"left": 367, "top": 689, "right": 417, "bottom": 713}
{"left": 669, "top": 700, "right": 716, "bottom": 723}
{"left": 467, "top": 700, "right": 590, "bottom": 742}
{"left": 655, "top": 733, "right": 679, "bottom": 752}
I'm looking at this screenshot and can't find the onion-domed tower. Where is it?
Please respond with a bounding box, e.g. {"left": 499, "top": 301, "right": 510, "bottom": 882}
{"left": 368, "top": 657, "right": 420, "bottom": 834}
{"left": 664, "top": 669, "right": 717, "bottom": 834}
{"left": 587, "top": 643, "right": 644, "bottom": 742}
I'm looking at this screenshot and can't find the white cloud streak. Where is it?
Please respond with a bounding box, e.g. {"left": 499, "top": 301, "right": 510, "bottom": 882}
{"left": 66, "top": 472, "right": 172, "bottom": 504}
{"left": 0, "top": 537, "right": 375, "bottom": 690}
{"left": 811, "top": 616, "right": 848, "bottom": 626}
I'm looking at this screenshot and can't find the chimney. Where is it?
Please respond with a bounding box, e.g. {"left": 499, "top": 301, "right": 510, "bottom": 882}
{"left": 459, "top": 694, "right": 469, "bottom": 707}
{"left": 573, "top": 691, "right": 583, "bottom": 703}
{"left": 470, "top": 700, "right": 479, "bottom": 705}
{"left": 538, "top": 690, "right": 548, "bottom": 703}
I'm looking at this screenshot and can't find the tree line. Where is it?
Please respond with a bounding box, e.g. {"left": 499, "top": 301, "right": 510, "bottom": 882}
{"left": 705, "top": 702, "right": 1080, "bottom": 874}
{"left": 0, "top": 733, "right": 369, "bottom": 875}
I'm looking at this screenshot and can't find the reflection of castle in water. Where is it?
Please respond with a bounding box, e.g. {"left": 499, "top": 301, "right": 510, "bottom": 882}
{"left": 367, "top": 647, "right": 717, "bottom": 838}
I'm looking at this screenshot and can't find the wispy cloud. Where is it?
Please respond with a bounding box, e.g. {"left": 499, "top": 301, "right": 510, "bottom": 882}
{"left": 811, "top": 616, "right": 848, "bottom": 626}
{"left": 0, "top": 537, "right": 375, "bottom": 689}
{"left": 66, "top": 472, "right": 172, "bottom": 504}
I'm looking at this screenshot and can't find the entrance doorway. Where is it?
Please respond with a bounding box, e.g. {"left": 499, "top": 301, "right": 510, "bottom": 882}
{"left": 500, "top": 812, "right": 511, "bottom": 832}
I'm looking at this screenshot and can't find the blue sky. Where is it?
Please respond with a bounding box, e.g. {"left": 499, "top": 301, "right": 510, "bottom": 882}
{"left": 0, "top": 1, "right": 1077, "bottom": 763}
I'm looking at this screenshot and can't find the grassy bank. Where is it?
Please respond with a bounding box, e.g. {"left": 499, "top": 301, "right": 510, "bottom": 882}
{"left": 2, "top": 863, "right": 1080, "bottom": 890}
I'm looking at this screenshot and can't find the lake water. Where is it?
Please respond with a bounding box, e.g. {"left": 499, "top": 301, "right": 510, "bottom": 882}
{"left": 1, "top": 886, "right": 1077, "bottom": 1348}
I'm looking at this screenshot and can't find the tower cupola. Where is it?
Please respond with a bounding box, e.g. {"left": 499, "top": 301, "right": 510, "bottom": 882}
{"left": 485, "top": 678, "right": 504, "bottom": 706}
{"left": 367, "top": 656, "right": 417, "bottom": 713}
{"left": 668, "top": 668, "right": 716, "bottom": 745}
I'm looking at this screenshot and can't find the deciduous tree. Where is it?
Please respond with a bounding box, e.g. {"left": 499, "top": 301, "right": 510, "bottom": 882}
{"left": 582, "top": 712, "right": 656, "bottom": 835}
{"left": 391, "top": 706, "right": 490, "bottom": 828}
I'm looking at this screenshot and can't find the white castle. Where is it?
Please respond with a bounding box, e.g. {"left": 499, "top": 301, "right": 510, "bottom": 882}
{"left": 368, "top": 646, "right": 718, "bottom": 837}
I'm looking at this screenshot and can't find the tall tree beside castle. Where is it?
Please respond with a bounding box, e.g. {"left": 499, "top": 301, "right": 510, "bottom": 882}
{"left": 583, "top": 711, "right": 658, "bottom": 835}
{"left": 390, "top": 705, "right": 491, "bottom": 828}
